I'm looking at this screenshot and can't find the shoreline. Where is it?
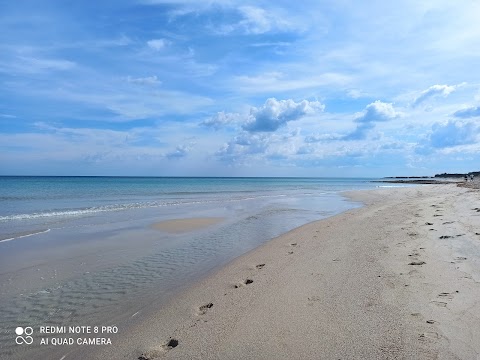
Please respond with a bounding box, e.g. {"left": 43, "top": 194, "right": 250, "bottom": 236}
{"left": 11, "top": 183, "right": 480, "bottom": 359}
{"left": 1, "top": 184, "right": 364, "bottom": 360}
{"left": 96, "top": 184, "right": 479, "bottom": 360}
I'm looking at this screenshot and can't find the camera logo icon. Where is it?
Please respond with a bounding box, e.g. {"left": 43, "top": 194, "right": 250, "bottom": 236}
{"left": 15, "top": 327, "right": 33, "bottom": 345}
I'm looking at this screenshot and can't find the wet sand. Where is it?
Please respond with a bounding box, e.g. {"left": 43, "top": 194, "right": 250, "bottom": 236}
{"left": 25, "top": 185, "right": 480, "bottom": 359}
{"left": 151, "top": 217, "right": 225, "bottom": 233}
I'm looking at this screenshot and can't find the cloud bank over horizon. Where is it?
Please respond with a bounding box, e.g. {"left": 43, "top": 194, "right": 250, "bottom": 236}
{"left": 1, "top": 0, "right": 480, "bottom": 177}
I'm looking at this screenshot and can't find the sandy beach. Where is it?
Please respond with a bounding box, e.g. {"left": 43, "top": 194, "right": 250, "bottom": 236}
{"left": 71, "top": 183, "right": 479, "bottom": 360}
{"left": 4, "top": 1, "right": 480, "bottom": 358}
{"left": 10, "top": 183, "right": 479, "bottom": 360}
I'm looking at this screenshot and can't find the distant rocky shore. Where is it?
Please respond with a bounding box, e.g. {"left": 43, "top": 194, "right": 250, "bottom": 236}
{"left": 373, "top": 179, "right": 457, "bottom": 185}
{"left": 375, "top": 170, "right": 480, "bottom": 187}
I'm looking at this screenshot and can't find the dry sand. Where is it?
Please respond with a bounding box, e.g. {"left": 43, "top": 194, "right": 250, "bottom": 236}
{"left": 151, "top": 217, "right": 225, "bottom": 233}
{"left": 86, "top": 185, "right": 480, "bottom": 359}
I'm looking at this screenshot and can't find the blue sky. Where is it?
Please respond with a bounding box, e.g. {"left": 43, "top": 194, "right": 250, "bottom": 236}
{"left": 1, "top": 0, "right": 480, "bottom": 176}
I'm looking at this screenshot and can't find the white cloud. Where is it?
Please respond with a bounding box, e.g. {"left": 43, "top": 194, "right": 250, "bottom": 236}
{"left": 212, "top": 5, "right": 300, "bottom": 35}
{"left": 243, "top": 98, "right": 325, "bottom": 132}
{"left": 166, "top": 144, "right": 190, "bottom": 159}
{"left": 147, "top": 38, "right": 169, "bottom": 50}
{"left": 36, "top": 86, "right": 213, "bottom": 121}
{"left": 234, "top": 71, "right": 351, "bottom": 93}
{"left": 428, "top": 120, "right": 479, "bottom": 148}
{"left": 214, "top": 132, "right": 274, "bottom": 164}
{"left": 126, "top": 75, "right": 161, "bottom": 86}
{"left": 0, "top": 113, "right": 16, "bottom": 118}
{"left": 201, "top": 98, "right": 324, "bottom": 133}
{"left": 344, "top": 101, "right": 401, "bottom": 140}
{"left": 236, "top": 5, "right": 291, "bottom": 34}
{"left": 1, "top": 56, "right": 76, "bottom": 74}
{"left": 355, "top": 101, "right": 401, "bottom": 123}
{"left": 413, "top": 84, "right": 459, "bottom": 107}
{"left": 453, "top": 105, "right": 480, "bottom": 118}
{"left": 304, "top": 133, "right": 342, "bottom": 142}
{"left": 249, "top": 41, "right": 291, "bottom": 47}
{"left": 201, "top": 111, "right": 243, "bottom": 129}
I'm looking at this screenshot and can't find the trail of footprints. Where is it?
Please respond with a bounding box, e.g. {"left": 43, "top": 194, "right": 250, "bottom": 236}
{"left": 138, "top": 201, "right": 480, "bottom": 358}
{"left": 409, "top": 202, "right": 476, "bottom": 267}
{"left": 138, "top": 260, "right": 267, "bottom": 359}
{"left": 288, "top": 242, "right": 298, "bottom": 255}
{"left": 407, "top": 201, "right": 480, "bottom": 343}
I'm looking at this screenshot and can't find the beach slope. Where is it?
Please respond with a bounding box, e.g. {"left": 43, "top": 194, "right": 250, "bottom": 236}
{"left": 94, "top": 185, "right": 480, "bottom": 360}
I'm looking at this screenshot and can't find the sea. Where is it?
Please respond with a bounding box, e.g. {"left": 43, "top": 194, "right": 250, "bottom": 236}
{"left": 0, "top": 176, "right": 400, "bottom": 358}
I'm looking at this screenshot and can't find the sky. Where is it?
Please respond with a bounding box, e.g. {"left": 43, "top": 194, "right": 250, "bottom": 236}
{"left": 1, "top": 0, "right": 480, "bottom": 177}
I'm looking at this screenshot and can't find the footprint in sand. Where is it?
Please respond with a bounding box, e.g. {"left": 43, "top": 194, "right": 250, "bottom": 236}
{"left": 425, "top": 222, "right": 433, "bottom": 225}
{"left": 139, "top": 352, "right": 160, "bottom": 360}
{"left": 454, "top": 256, "right": 467, "bottom": 261}
{"left": 419, "top": 332, "right": 440, "bottom": 341}
{"left": 408, "top": 261, "right": 426, "bottom": 266}
{"left": 139, "top": 339, "right": 179, "bottom": 360}
{"left": 442, "top": 221, "right": 454, "bottom": 224}
{"left": 307, "top": 296, "right": 321, "bottom": 306}
{"left": 430, "top": 301, "right": 447, "bottom": 308}
{"left": 235, "top": 279, "right": 254, "bottom": 288}
{"left": 288, "top": 251, "right": 294, "bottom": 255}
{"left": 198, "top": 302, "right": 213, "bottom": 315}
{"left": 290, "top": 243, "right": 297, "bottom": 247}
{"left": 438, "top": 292, "right": 454, "bottom": 300}
{"left": 256, "top": 263, "right": 265, "bottom": 269}
{"left": 439, "top": 235, "right": 453, "bottom": 239}
{"left": 405, "top": 270, "right": 425, "bottom": 279}
{"left": 163, "top": 339, "right": 179, "bottom": 350}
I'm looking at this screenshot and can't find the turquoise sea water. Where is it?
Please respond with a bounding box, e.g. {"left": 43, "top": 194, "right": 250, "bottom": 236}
{"left": 0, "top": 176, "right": 398, "bottom": 359}
{"left": 0, "top": 176, "right": 375, "bottom": 222}
{"left": 0, "top": 176, "right": 381, "bottom": 241}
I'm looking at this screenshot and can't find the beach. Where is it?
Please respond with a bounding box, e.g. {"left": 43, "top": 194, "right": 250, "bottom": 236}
{"left": 2, "top": 181, "right": 480, "bottom": 359}
{"left": 91, "top": 183, "right": 480, "bottom": 360}
{"left": 0, "top": 177, "right": 370, "bottom": 359}
{"left": 3, "top": 1, "right": 480, "bottom": 359}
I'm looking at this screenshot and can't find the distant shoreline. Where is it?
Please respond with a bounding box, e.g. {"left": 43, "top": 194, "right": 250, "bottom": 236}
{"left": 372, "top": 179, "right": 459, "bottom": 184}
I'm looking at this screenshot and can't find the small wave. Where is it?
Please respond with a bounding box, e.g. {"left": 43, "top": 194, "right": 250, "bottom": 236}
{"left": 0, "top": 194, "right": 289, "bottom": 222}
{"left": 0, "top": 202, "right": 170, "bottom": 221}
{"left": 0, "top": 229, "right": 51, "bottom": 243}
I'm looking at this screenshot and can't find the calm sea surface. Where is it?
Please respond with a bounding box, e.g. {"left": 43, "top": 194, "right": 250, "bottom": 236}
{"left": 1, "top": 176, "right": 377, "bottom": 225}
{"left": 0, "top": 176, "right": 400, "bottom": 359}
